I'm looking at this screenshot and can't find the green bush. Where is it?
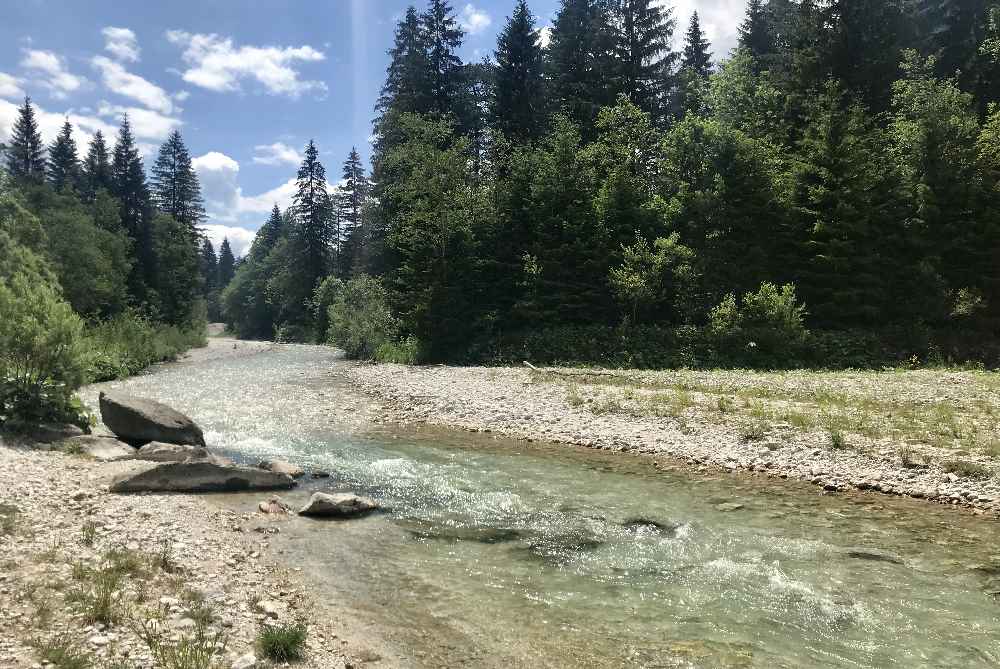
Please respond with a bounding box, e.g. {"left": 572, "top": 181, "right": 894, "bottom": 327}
{"left": 0, "top": 241, "right": 92, "bottom": 430}
{"left": 257, "top": 623, "right": 307, "bottom": 662}
{"left": 375, "top": 335, "right": 421, "bottom": 364}
{"left": 327, "top": 275, "right": 401, "bottom": 359}
{"left": 83, "top": 311, "right": 207, "bottom": 382}
{"left": 710, "top": 282, "right": 808, "bottom": 368}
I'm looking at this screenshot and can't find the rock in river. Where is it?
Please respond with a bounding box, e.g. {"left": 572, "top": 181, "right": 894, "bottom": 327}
{"left": 134, "top": 442, "right": 210, "bottom": 462}
{"left": 99, "top": 391, "right": 205, "bottom": 447}
{"left": 257, "top": 459, "right": 305, "bottom": 479}
{"left": 298, "top": 492, "right": 379, "bottom": 518}
{"left": 110, "top": 461, "right": 295, "bottom": 493}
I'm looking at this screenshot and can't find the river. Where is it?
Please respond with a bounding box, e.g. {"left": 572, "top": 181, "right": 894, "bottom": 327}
{"left": 83, "top": 341, "right": 1000, "bottom": 668}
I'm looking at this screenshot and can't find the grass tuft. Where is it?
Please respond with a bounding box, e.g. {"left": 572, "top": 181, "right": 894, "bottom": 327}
{"left": 32, "top": 637, "right": 92, "bottom": 669}
{"left": 941, "top": 459, "right": 993, "bottom": 480}
{"left": 257, "top": 623, "right": 308, "bottom": 663}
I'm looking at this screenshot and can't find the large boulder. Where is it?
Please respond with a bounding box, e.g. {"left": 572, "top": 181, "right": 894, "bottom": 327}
{"left": 298, "top": 492, "right": 379, "bottom": 518}
{"left": 99, "top": 392, "right": 205, "bottom": 447}
{"left": 110, "top": 461, "right": 295, "bottom": 493}
{"left": 134, "top": 442, "right": 210, "bottom": 462}
{"left": 61, "top": 435, "right": 136, "bottom": 461}
{"left": 257, "top": 459, "right": 305, "bottom": 479}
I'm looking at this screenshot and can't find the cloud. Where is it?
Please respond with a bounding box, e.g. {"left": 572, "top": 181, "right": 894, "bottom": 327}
{"left": 102, "top": 26, "right": 140, "bottom": 62}
{"left": 237, "top": 177, "right": 298, "bottom": 215}
{"left": 460, "top": 5, "right": 492, "bottom": 35}
{"left": 663, "top": 0, "right": 744, "bottom": 57}
{"left": 0, "top": 72, "right": 24, "bottom": 98}
{"left": 20, "top": 49, "right": 85, "bottom": 99}
{"left": 201, "top": 223, "right": 257, "bottom": 258}
{"left": 193, "top": 151, "right": 295, "bottom": 225}
{"left": 97, "top": 102, "right": 181, "bottom": 140}
{"left": 252, "top": 142, "right": 300, "bottom": 166}
{"left": 92, "top": 56, "right": 173, "bottom": 113}
{"left": 0, "top": 97, "right": 116, "bottom": 149}
{"left": 166, "top": 31, "right": 327, "bottom": 97}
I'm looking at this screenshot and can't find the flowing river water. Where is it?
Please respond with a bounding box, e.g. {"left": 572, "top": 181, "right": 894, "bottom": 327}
{"left": 84, "top": 342, "right": 1000, "bottom": 668}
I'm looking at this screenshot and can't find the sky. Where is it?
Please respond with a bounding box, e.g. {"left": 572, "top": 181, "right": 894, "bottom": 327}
{"left": 0, "top": 0, "right": 746, "bottom": 256}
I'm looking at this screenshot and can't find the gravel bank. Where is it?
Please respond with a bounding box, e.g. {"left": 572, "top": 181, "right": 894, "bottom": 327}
{"left": 347, "top": 363, "right": 1000, "bottom": 516}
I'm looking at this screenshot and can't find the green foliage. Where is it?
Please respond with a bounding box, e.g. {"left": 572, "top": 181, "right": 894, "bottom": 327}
{"left": 83, "top": 312, "right": 206, "bottom": 382}
{"left": 257, "top": 623, "right": 307, "bottom": 662}
{"left": 32, "top": 637, "right": 92, "bottom": 669}
{"left": 709, "top": 283, "right": 808, "bottom": 368}
{"left": 324, "top": 275, "right": 400, "bottom": 359}
{"left": 609, "top": 232, "right": 697, "bottom": 325}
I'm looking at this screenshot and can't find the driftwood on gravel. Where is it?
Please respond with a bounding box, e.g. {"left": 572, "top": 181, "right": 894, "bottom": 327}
{"left": 522, "top": 361, "right": 619, "bottom": 378}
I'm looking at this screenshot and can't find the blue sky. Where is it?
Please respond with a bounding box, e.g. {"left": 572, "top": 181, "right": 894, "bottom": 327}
{"left": 0, "top": 0, "right": 745, "bottom": 254}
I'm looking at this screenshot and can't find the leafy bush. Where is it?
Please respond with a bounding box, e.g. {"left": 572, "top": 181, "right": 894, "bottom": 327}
{"left": 375, "top": 335, "right": 421, "bottom": 364}
{"left": 710, "top": 282, "right": 808, "bottom": 368}
{"left": 83, "top": 311, "right": 206, "bottom": 382}
{"left": 326, "top": 275, "right": 401, "bottom": 359}
{"left": 0, "top": 240, "right": 91, "bottom": 430}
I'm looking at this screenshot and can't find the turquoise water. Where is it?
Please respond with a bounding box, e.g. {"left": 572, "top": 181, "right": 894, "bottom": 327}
{"left": 85, "top": 344, "right": 1000, "bottom": 668}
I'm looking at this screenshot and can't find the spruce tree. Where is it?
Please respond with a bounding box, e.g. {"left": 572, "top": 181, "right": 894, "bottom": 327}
{"left": 336, "top": 147, "right": 371, "bottom": 275}
{"left": 252, "top": 204, "right": 286, "bottom": 261}
{"left": 150, "top": 130, "right": 205, "bottom": 233}
{"left": 493, "top": 0, "right": 546, "bottom": 143}
{"left": 377, "top": 7, "right": 432, "bottom": 117}
{"left": 289, "top": 140, "right": 334, "bottom": 327}
{"left": 200, "top": 237, "right": 218, "bottom": 294}
{"left": 422, "top": 0, "right": 466, "bottom": 117}
{"left": 6, "top": 97, "right": 46, "bottom": 182}
{"left": 47, "top": 119, "right": 80, "bottom": 192}
{"left": 681, "top": 11, "right": 712, "bottom": 77}
{"left": 611, "top": 0, "right": 677, "bottom": 120}
{"left": 548, "top": 0, "right": 617, "bottom": 136}
{"left": 82, "top": 131, "right": 113, "bottom": 201}
{"left": 217, "top": 238, "right": 236, "bottom": 287}
{"left": 738, "top": 0, "right": 775, "bottom": 67}
{"left": 111, "top": 114, "right": 155, "bottom": 300}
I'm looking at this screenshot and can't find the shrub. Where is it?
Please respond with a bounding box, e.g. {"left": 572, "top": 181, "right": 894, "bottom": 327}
{"left": 0, "top": 240, "right": 91, "bottom": 431}
{"left": 257, "top": 623, "right": 307, "bottom": 662}
{"left": 710, "top": 282, "right": 808, "bottom": 368}
{"left": 327, "top": 275, "right": 401, "bottom": 359}
{"left": 375, "top": 335, "right": 421, "bottom": 364}
{"left": 31, "top": 637, "right": 92, "bottom": 669}
{"left": 83, "top": 311, "right": 206, "bottom": 382}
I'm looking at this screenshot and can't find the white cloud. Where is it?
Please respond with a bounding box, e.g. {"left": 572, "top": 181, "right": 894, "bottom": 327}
{"left": 663, "top": 0, "right": 744, "bottom": 57}
{"left": 20, "top": 49, "right": 85, "bottom": 99}
{"left": 92, "top": 56, "right": 173, "bottom": 113}
{"left": 252, "top": 142, "right": 300, "bottom": 166}
{"left": 166, "top": 31, "right": 327, "bottom": 97}
{"left": 102, "top": 26, "right": 140, "bottom": 62}
{"left": 174, "top": 90, "right": 190, "bottom": 102}
{"left": 201, "top": 223, "right": 257, "bottom": 258}
{"left": 0, "top": 97, "right": 116, "bottom": 149}
{"left": 537, "top": 25, "right": 552, "bottom": 49}
{"left": 0, "top": 72, "right": 24, "bottom": 98}
{"left": 97, "top": 102, "right": 181, "bottom": 140}
{"left": 193, "top": 151, "right": 295, "bottom": 225}
{"left": 460, "top": 4, "right": 492, "bottom": 35}
{"left": 237, "top": 178, "right": 298, "bottom": 215}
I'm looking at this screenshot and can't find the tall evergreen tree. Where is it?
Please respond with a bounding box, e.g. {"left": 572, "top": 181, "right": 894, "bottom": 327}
{"left": 253, "top": 205, "right": 286, "bottom": 260}
{"left": 289, "top": 140, "right": 334, "bottom": 327}
{"left": 738, "top": 0, "right": 776, "bottom": 66}
{"left": 377, "top": 6, "right": 433, "bottom": 117}
{"left": 82, "top": 131, "right": 113, "bottom": 201}
{"left": 610, "top": 0, "right": 677, "bottom": 120}
{"left": 6, "top": 97, "right": 46, "bottom": 182}
{"left": 150, "top": 130, "right": 205, "bottom": 232}
{"left": 200, "top": 237, "right": 218, "bottom": 293}
{"left": 217, "top": 238, "right": 236, "bottom": 287}
{"left": 681, "top": 11, "right": 712, "bottom": 76}
{"left": 422, "top": 0, "right": 467, "bottom": 117}
{"left": 47, "top": 119, "right": 80, "bottom": 192}
{"left": 337, "top": 147, "right": 371, "bottom": 275}
{"left": 111, "top": 114, "right": 154, "bottom": 299}
{"left": 493, "top": 0, "right": 547, "bottom": 143}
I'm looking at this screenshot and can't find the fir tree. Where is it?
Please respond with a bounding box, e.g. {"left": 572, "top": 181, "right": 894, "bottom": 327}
{"left": 377, "top": 6, "right": 432, "bottom": 117}
{"left": 200, "top": 237, "right": 218, "bottom": 294}
{"left": 111, "top": 114, "right": 154, "bottom": 299}
{"left": 336, "top": 147, "right": 371, "bottom": 275}
{"left": 493, "top": 0, "right": 546, "bottom": 143}
{"left": 150, "top": 130, "right": 205, "bottom": 232}
{"left": 289, "top": 140, "right": 334, "bottom": 326}
{"left": 681, "top": 11, "right": 712, "bottom": 77}
{"left": 217, "top": 238, "right": 236, "bottom": 287}
{"left": 47, "top": 119, "right": 80, "bottom": 192}
{"left": 422, "top": 0, "right": 466, "bottom": 117}
{"left": 611, "top": 0, "right": 677, "bottom": 120}
{"left": 738, "top": 0, "right": 775, "bottom": 66}
{"left": 6, "top": 97, "right": 46, "bottom": 182}
{"left": 252, "top": 204, "right": 286, "bottom": 261}
{"left": 82, "top": 131, "right": 112, "bottom": 201}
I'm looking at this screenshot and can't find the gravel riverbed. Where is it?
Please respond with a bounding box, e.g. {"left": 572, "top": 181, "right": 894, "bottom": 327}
{"left": 347, "top": 363, "right": 1000, "bottom": 517}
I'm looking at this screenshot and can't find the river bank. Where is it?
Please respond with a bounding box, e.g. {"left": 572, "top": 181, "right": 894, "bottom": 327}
{"left": 0, "top": 339, "right": 387, "bottom": 669}
{"left": 346, "top": 362, "right": 1000, "bottom": 516}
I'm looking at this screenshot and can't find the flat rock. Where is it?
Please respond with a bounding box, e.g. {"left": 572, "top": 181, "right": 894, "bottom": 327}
{"left": 715, "top": 502, "right": 745, "bottom": 512}
{"left": 99, "top": 391, "right": 205, "bottom": 447}
{"left": 843, "top": 547, "right": 904, "bottom": 565}
{"left": 110, "top": 461, "right": 295, "bottom": 493}
{"left": 61, "top": 435, "right": 136, "bottom": 461}
{"left": 299, "top": 492, "right": 379, "bottom": 518}
{"left": 134, "top": 442, "right": 210, "bottom": 462}
{"left": 29, "top": 423, "right": 86, "bottom": 444}
{"left": 258, "top": 459, "right": 305, "bottom": 479}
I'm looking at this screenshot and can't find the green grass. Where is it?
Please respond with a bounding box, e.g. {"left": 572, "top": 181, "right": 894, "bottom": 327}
{"left": 829, "top": 429, "right": 848, "bottom": 450}
{"left": 257, "top": 623, "right": 308, "bottom": 663}
{"left": 133, "top": 613, "right": 228, "bottom": 669}
{"left": 941, "top": 459, "right": 993, "bottom": 480}
{"left": 66, "top": 564, "right": 124, "bottom": 624}
{"left": 80, "top": 520, "right": 97, "bottom": 547}
{"left": 32, "top": 637, "right": 92, "bottom": 669}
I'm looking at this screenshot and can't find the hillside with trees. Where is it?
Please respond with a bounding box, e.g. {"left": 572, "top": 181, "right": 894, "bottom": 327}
{"left": 218, "top": 0, "right": 1000, "bottom": 368}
